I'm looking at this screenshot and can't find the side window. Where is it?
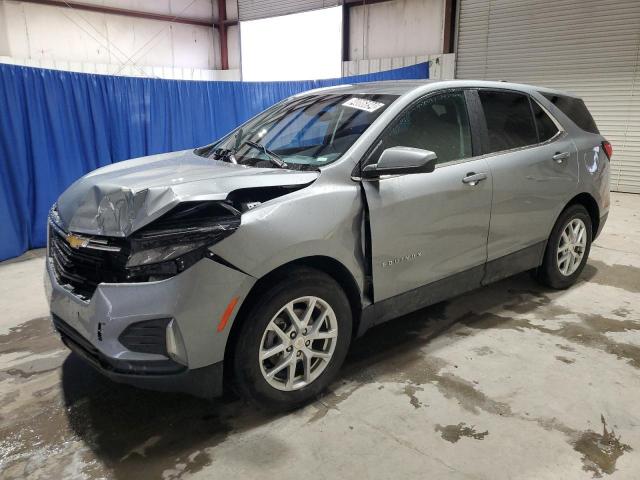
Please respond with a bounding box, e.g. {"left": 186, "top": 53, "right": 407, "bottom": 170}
{"left": 370, "top": 91, "right": 472, "bottom": 165}
{"left": 541, "top": 93, "right": 599, "bottom": 134}
{"left": 478, "top": 90, "right": 538, "bottom": 153}
{"left": 532, "top": 100, "right": 560, "bottom": 142}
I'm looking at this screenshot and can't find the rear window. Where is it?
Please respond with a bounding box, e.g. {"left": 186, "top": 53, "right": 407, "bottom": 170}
{"left": 478, "top": 90, "right": 538, "bottom": 153}
{"left": 541, "top": 93, "right": 599, "bottom": 134}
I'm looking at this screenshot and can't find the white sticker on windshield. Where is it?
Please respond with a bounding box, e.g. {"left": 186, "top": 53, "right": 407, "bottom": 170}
{"left": 342, "top": 97, "right": 385, "bottom": 113}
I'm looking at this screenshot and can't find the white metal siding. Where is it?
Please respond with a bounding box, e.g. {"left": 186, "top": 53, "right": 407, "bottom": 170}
{"left": 456, "top": 0, "right": 640, "bottom": 193}
{"left": 237, "top": 0, "right": 340, "bottom": 21}
{"left": 341, "top": 53, "right": 456, "bottom": 80}
{"left": 0, "top": 1, "right": 218, "bottom": 71}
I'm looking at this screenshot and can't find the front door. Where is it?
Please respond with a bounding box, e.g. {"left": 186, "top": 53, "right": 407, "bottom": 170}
{"left": 362, "top": 90, "right": 493, "bottom": 302}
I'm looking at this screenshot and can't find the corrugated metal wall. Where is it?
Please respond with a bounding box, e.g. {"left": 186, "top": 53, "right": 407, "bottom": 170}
{"left": 456, "top": 0, "right": 640, "bottom": 193}
{"left": 237, "top": 0, "right": 340, "bottom": 21}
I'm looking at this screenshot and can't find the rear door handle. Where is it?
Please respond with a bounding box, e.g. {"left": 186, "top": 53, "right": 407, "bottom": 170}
{"left": 462, "top": 172, "right": 487, "bottom": 186}
{"left": 553, "top": 152, "right": 570, "bottom": 163}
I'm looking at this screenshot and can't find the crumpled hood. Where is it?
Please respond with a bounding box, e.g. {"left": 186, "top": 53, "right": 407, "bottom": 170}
{"left": 57, "top": 149, "right": 319, "bottom": 236}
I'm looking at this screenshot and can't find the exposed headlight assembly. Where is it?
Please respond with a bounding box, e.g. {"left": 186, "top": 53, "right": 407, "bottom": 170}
{"left": 125, "top": 201, "right": 240, "bottom": 281}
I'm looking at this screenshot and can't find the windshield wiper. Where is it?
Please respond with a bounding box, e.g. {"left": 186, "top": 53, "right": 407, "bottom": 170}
{"left": 243, "top": 140, "right": 288, "bottom": 169}
{"left": 210, "top": 147, "right": 237, "bottom": 163}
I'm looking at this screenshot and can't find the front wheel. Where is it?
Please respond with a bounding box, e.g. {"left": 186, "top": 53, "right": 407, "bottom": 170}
{"left": 535, "top": 204, "right": 592, "bottom": 289}
{"left": 232, "top": 267, "right": 352, "bottom": 410}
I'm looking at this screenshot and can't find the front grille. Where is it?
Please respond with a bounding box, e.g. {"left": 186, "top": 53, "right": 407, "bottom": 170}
{"left": 46, "top": 202, "right": 237, "bottom": 298}
{"left": 49, "top": 223, "right": 128, "bottom": 300}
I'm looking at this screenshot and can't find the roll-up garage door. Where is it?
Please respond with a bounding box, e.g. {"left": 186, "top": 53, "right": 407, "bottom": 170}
{"left": 456, "top": 0, "right": 640, "bottom": 193}
{"left": 238, "top": 0, "right": 340, "bottom": 21}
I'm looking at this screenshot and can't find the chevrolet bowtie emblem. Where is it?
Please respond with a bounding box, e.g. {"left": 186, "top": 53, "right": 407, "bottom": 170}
{"left": 66, "top": 233, "right": 90, "bottom": 249}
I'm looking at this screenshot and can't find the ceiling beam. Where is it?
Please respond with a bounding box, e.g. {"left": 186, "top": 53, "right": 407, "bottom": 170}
{"left": 17, "top": 0, "right": 238, "bottom": 29}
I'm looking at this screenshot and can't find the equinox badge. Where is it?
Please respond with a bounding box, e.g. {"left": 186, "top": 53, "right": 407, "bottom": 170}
{"left": 381, "top": 251, "right": 423, "bottom": 268}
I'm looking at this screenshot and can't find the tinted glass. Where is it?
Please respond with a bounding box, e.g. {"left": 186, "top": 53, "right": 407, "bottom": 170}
{"left": 532, "top": 101, "right": 560, "bottom": 142}
{"left": 370, "top": 91, "right": 472, "bottom": 165}
{"left": 479, "top": 90, "right": 538, "bottom": 153}
{"left": 196, "top": 94, "right": 397, "bottom": 169}
{"left": 542, "top": 93, "right": 599, "bottom": 134}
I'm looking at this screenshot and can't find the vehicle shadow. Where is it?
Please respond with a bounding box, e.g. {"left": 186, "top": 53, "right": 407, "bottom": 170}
{"left": 60, "top": 269, "right": 576, "bottom": 478}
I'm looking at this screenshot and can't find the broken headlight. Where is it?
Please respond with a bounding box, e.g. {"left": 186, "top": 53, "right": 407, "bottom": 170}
{"left": 125, "top": 201, "right": 240, "bottom": 281}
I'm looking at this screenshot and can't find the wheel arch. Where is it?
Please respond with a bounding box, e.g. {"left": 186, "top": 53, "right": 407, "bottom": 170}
{"left": 541, "top": 192, "right": 599, "bottom": 262}
{"left": 222, "top": 255, "right": 364, "bottom": 385}
{"left": 565, "top": 192, "right": 600, "bottom": 238}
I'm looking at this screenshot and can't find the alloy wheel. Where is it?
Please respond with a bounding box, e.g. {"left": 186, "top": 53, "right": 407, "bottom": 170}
{"left": 556, "top": 218, "right": 587, "bottom": 276}
{"left": 258, "top": 296, "right": 338, "bottom": 391}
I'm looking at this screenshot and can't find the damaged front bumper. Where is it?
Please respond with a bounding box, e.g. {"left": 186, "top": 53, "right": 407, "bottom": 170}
{"left": 45, "top": 248, "right": 256, "bottom": 399}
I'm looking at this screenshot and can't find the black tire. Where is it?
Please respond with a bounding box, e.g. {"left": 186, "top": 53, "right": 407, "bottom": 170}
{"left": 535, "top": 204, "right": 592, "bottom": 289}
{"left": 232, "top": 267, "right": 352, "bottom": 411}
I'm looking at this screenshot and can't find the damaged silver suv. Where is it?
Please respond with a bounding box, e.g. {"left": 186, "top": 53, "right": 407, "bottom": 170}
{"left": 46, "top": 80, "right": 610, "bottom": 409}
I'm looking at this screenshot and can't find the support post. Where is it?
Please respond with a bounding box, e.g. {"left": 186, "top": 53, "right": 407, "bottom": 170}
{"left": 217, "top": 0, "right": 229, "bottom": 70}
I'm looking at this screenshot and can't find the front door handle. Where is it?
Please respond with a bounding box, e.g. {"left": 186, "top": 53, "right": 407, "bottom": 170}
{"left": 553, "top": 151, "right": 570, "bottom": 163}
{"left": 462, "top": 172, "right": 487, "bottom": 186}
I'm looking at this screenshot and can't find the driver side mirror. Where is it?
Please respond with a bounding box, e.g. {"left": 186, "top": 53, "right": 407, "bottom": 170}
{"left": 361, "top": 146, "right": 437, "bottom": 180}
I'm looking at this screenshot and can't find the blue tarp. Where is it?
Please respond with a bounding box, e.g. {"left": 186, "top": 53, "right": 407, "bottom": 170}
{"left": 0, "top": 62, "right": 428, "bottom": 261}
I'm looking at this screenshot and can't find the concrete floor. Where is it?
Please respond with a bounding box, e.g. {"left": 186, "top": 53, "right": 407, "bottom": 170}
{"left": 1, "top": 192, "right": 639, "bottom": 480}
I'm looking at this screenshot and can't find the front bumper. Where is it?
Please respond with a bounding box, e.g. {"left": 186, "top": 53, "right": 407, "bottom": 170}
{"left": 53, "top": 313, "right": 223, "bottom": 397}
{"left": 45, "top": 251, "right": 255, "bottom": 398}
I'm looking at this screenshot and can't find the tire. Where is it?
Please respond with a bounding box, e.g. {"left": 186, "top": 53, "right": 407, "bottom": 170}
{"left": 232, "top": 267, "right": 352, "bottom": 411}
{"left": 536, "top": 204, "right": 592, "bottom": 289}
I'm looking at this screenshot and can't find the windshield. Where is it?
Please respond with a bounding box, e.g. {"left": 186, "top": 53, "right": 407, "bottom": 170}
{"left": 195, "top": 93, "right": 398, "bottom": 169}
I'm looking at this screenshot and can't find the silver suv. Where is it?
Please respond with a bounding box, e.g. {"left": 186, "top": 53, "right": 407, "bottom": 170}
{"left": 45, "top": 80, "right": 611, "bottom": 409}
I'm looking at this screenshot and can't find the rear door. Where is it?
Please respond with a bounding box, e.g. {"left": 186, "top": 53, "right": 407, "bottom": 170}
{"left": 362, "top": 90, "right": 493, "bottom": 303}
{"left": 473, "top": 89, "right": 579, "bottom": 282}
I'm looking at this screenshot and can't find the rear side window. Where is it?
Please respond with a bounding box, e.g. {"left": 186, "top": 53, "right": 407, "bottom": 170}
{"left": 541, "top": 93, "right": 599, "bottom": 134}
{"left": 532, "top": 101, "right": 560, "bottom": 142}
{"left": 478, "top": 90, "right": 538, "bottom": 153}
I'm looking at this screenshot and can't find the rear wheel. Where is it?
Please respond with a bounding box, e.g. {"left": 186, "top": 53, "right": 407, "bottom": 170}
{"left": 232, "top": 268, "right": 352, "bottom": 410}
{"left": 536, "top": 204, "right": 592, "bottom": 289}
